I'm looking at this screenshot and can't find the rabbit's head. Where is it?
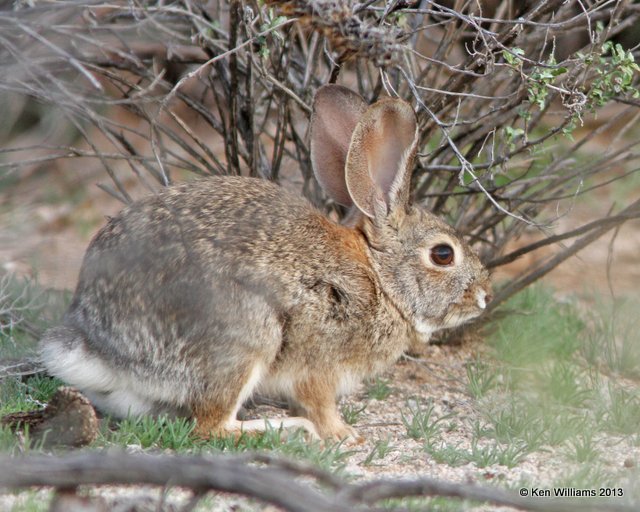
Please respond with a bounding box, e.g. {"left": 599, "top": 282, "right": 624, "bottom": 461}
{"left": 311, "top": 85, "right": 491, "bottom": 339}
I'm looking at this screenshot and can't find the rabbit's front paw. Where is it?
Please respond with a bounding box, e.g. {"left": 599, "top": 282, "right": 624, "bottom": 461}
{"left": 320, "top": 422, "right": 364, "bottom": 445}
{"left": 193, "top": 421, "right": 225, "bottom": 440}
{"left": 341, "top": 426, "right": 365, "bottom": 446}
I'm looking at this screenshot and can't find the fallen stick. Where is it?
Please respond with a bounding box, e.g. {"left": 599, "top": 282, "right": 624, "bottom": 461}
{"left": 0, "top": 452, "right": 635, "bottom": 512}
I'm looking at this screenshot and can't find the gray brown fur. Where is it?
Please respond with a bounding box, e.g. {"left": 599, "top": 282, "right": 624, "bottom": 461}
{"left": 40, "top": 86, "right": 490, "bottom": 440}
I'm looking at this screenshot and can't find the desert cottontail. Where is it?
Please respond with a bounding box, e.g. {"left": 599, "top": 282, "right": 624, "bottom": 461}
{"left": 40, "top": 85, "right": 491, "bottom": 440}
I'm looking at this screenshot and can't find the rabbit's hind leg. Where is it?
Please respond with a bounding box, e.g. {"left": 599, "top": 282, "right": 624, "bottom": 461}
{"left": 192, "top": 362, "right": 320, "bottom": 440}
{"left": 294, "top": 374, "right": 361, "bottom": 443}
{"left": 192, "top": 361, "right": 265, "bottom": 438}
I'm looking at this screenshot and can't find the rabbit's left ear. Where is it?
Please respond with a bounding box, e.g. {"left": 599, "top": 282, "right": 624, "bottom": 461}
{"left": 310, "top": 85, "right": 368, "bottom": 207}
{"left": 345, "top": 98, "right": 418, "bottom": 219}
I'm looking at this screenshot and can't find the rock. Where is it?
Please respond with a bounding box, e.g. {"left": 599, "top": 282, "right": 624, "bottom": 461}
{"left": 1, "top": 386, "right": 99, "bottom": 448}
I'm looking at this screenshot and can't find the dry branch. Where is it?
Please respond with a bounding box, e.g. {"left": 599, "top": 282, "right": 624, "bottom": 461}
{"left": 486, "top": 211, "right": 640, "bottom": 269}
{"left": 0, "top": 358, "right": 44, "bottom": 380}
{"left": 0, "top": 452, "right": 635, "bottom": 512}
{"left": 489, "top": 196, "right": 640, "bottom": 307}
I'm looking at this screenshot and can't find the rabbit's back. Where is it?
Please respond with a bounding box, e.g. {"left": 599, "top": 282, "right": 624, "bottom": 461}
{"left": 73, "top": 176, "right": 375, "bottom": 323}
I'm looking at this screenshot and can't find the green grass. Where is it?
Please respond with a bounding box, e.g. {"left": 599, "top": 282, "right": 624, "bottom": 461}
{"left": 3, "top": 492, "right": 51, "bottom": 512}
{"left": 465, "top": 358, "right": 497, "bottom": 399}
{"left": 566, "top": 432, "right": 599, "bottom": 463}
{"left": 0, "top": 375, "right": 64, "bottom": 417}
{"left": 0, "top": 424, "right": 24, "bottom": 454}
{"left": 365, "top": 377, "right": 394, "bottom": 400}
{"left": 0, "top": 277, "right": 68, "bottom": 458}
{"left": 362, "top": 436, "right": 393, "bottom": 465}
{"left": 600, "top": 385, "right": 640, "bottom": 436}
{"left": 0, "top": 387, "right": 353, "bottom": 473}
{"left": 471, "top": 284, "right": 640, "bottom": 482}
{"left": 583, "top": 297, "right": 640, "bottom": 380}
{"left": 425, "top": 438, "right": 528, "bottom": 469}
{"left": 94, "top": 416, "right": 354, "bottom": 473}
{"left": 97, "top": 415, "right": 200, "bottom": 451}
{"left": 401, "top": 399, "right": 455, "bottom": 442}
{"left": 341, "top": 402, "right": 367, "bottom": 425}
{"left": 488, "top": 286, "right": 584, "bottom": 368}
{"left": 0, "top": 373, "right": 64, "bottom": 456}
{"left": 396, "top": 285, "right": 640, "bottom": 485}
{"left": 0, "top": 273, "right": 69, "bottom": 358}
{"left": 0, "top": 374, "right": 352, "bottom": 473}
{"left": 382, "top": 496, "right": 470, "bottom": 512}
{"left": 482, "top": 287, "right": 640, "bottom": 445}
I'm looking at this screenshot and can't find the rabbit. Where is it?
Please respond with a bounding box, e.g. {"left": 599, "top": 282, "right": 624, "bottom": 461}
{"left": 39, "top": 84, "right": 491, "bottom": 441}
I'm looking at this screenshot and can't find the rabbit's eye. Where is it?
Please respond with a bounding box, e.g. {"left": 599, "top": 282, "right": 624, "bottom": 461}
{"left": 430, "top": 244, "right": 454, "bottom": 266}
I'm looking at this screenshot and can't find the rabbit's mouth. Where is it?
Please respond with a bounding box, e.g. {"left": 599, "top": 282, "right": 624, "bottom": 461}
{"left": 413, "top": 305, "right": 482, "bottom": 339}
{"left": 444, "top": 284, "right": 492, "bottom": 327}
{"left": 424, "top": 282, "right": 490, "bottom": 330}
{"left": 440, "top": 302, "right": 486, "bottom": 329}
{"left": 413, "top": 303, "right": 486, "bottom": 341}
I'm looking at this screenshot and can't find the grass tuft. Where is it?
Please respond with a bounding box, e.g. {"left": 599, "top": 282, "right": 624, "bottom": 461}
{"left": 0, "top": 375, "right": 64, "bottom": 417}
{"left": 98, "top": 415, "right": 199, "bottom": 451}
{"left": 97, "top": 417, "right": 353, "bottom": 473}
{"left": 401, "top": 400, "right": 455, "bottom": 442}
{"left": 362, "top": 436, "right": 393, "bottom": 465}
{"left": 341, "top": 403, "right": 367, "bottom": 426}
{"left": 365, "top": 377, "right": 394, "bottom": 400}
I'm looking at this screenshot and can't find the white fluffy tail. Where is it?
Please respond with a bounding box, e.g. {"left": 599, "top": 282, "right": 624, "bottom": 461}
{"left": 39, "top": 326, "right": 155, "bottom": 417}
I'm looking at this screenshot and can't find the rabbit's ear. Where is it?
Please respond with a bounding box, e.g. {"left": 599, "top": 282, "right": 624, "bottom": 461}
{"left": 345, "top": 98, "right": 418, "bottom": 218}
{"left": 310, "top": 85, "right": 368, "bottom": 207}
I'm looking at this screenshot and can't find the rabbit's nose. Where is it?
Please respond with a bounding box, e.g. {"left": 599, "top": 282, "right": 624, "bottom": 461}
{"left": 475, "top": 289, "right": 491, "bottom": 309}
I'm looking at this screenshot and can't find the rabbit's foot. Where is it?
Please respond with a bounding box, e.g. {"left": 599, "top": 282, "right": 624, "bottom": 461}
{"left": 193, "top": 416, "right": 321, "bottom": 441}
{"left": 321, "top": 422, "right": 364, "bottom": 445}
{"left": 193, "top": 421, "right": 225, "bottom": 439}
{"left": 342, "top": 428, "right": 365, "bottom": 446}
{"left": 294, "top": 377, "right": 365, "bottom": 443}
{"left": 228, "top": 417, "right": 321, "bottom": 440}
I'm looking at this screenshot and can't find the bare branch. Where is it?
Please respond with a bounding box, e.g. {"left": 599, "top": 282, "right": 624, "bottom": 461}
{"left": 0, "top": 452, "right": 634, "bottom": 512}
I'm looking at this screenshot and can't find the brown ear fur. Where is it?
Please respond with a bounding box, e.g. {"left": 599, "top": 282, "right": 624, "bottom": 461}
{"left": 345, "top": 98, "right": 418, "bottom": 218}
{"left": 310, "top": 85, "right": 368, "bottom": 207}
